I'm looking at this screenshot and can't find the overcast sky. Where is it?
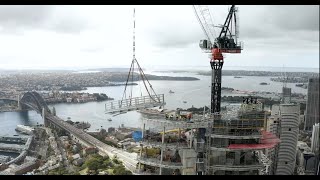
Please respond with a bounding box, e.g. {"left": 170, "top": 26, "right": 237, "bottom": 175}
{"left": 0, "top": 5, "right": 318, "bottom": 70}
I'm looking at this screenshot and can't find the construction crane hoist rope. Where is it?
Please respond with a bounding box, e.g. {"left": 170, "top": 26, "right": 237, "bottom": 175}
{"left": 104, "top": 8, "right": 165, "bottom": 115}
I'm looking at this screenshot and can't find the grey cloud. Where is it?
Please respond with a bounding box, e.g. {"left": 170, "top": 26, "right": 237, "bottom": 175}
{"left": 267, "top": 5, "right": 319, "bottom": 32}
{"left": 47, "top": 18, "right": 88, "bottom": 34}
{"left": 240, "top": 5, "right": 319, "bottom": 39}
{"left": 153, "top": 33, "right": 202, "bottom": 49}
{"left": 0, "top": 5, "right": 89, "bottom": 34}
{"left": 81, "top": 47, "right": 105, "bottom": 53}
{"left": 152, "top": 5, "right": 319, "bottom": 50}
{"left": 147, "top": 23, "right": 203, "bottom": 49}
{"left": 0, "top": 5, "right": 51, "bottom": 32}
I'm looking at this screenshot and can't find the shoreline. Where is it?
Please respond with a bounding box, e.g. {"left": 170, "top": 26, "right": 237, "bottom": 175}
{"left": 0, "top": 98, "right": 115, "bottom": 113}
{"left": 0, "top": 109, "right": 22, "bottom": 113}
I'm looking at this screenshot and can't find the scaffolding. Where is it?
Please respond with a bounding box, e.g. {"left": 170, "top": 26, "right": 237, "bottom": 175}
{"left": 205, "top": 99, "right": 280, "bottom": 175}
{"left": 135, "top": 98, "right": 280, "bottom": 175}
{"left": 136, "top": 109, "right": 213, "bottom": 175}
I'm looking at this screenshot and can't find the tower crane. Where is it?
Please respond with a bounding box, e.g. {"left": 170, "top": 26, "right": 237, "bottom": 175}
{"left": 193, "top": 5, "right": 243, "bottom": 115}
{"left": 193, "top": 6, "right": 243, "bottom": 175}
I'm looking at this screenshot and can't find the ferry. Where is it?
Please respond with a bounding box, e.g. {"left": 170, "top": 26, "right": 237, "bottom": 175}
{"left": 259, "top": 82, "right": 269, "bottom": 85}
{"left": 15, "top": 125, "right": 34, "bottom": 135}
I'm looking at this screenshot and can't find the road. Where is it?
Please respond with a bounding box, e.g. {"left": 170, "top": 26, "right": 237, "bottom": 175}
{"left": 46, "top": 114, "right": 139, "bottom": 173}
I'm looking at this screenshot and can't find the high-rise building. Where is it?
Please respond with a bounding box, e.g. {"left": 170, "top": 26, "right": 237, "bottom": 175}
{"left": 282, "top": 87, "right": 291, "bottom": 104}
{"left": 269, "top": 104, "right": 300, "bottom": 175}
{"left": 304, "top": 78, "right": 319, "bottom": 131}
{"left": 266, "top": 105, "right": 281, "bottom": 175}
{"left": 311, "top": 123, "right": 319, "bottom": 154}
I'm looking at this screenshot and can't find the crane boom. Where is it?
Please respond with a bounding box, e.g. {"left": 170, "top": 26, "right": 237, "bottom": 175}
{"left": 193, "top": 6, "right": 212, "bottom": 44}
{"left": 193, "top": 5, "right": 217, "bottom": 51}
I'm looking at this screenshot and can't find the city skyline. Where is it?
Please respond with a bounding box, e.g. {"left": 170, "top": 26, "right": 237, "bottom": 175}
{"left": 0, "top": 5, "right": 319, "bottom": 70}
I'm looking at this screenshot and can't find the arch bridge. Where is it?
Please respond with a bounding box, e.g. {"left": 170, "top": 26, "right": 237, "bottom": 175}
{"left": 16, "top": 91, "right": 138, "bottom": 171}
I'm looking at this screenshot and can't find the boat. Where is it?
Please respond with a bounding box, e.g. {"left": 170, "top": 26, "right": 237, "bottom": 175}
{"left": 295, "top": 83, "right": 307, "bottom": 88}
{"left": 259, "top": 82, "right": 269, "bottom": 85}
{"left": 183, "top": 101, "right": 187, "bottom": 103}
{"left": 15, "top": 125, "right": 34, "bottom": 135}
{"left": 74, "top": 122, "right": 91, "bottom": 129}
{"left": 234, "top": 76, "right": 242, "bottom": 78}
{"left": 108, "top": 118, "right": 112, "bottom": 122}
{"left": 169, "top": 90, "right": 174, "bottom": 93}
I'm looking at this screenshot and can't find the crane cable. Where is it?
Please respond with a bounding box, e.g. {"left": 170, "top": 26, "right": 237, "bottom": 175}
{"left": 135, "top": 59, "right": 160, "bottom": 102}
{"left": 193, "top": 5, "right": 212, "bottom": 43}
{"left": 121, "top": 8, "right": 160, "bottom": 106}
{"left": 121, "top": 59, "right": 135, "bottom": 104}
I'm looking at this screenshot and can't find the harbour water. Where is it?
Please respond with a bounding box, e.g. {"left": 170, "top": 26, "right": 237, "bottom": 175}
{"left": 0, "top": 71, "right": 309, "bottom": 136}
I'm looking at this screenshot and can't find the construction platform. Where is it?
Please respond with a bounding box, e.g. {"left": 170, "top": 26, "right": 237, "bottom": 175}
{"left": 105, "top": 94, "right": 166, "bottom": 114}
{"left": 138, "top": 157, "right": 183, "bottom": 169}
{"left": 140, "top": 141, "right": 189, "bottom": 150}
{"left": 142, "top": 118, "right": 212, "bottom": 129}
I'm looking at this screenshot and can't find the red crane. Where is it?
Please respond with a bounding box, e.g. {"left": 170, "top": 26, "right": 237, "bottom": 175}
{"left": 193, "top": 5, "right": 243, "bottom": 115}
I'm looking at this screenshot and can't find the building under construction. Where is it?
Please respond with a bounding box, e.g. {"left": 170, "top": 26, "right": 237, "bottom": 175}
{"left": 206, "top": 98, "right": 277, "bottom": 175}
{"left": 135, "top": 97, "right": 280, "bottom": 175}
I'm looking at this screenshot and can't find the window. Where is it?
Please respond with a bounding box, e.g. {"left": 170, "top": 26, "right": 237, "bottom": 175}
{"left": 289, "top": 128, "right": 291, "bottom": 131}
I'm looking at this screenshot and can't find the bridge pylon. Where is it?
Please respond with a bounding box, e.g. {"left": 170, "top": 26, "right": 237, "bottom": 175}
{"left": 52, "top": 107, "right": 56, "bottom": 116}
{"left": 42, "top": 107, "right": 48, "bottom": 127}
{"left": 17, "top": 94, "right": 21, "bottom": 110}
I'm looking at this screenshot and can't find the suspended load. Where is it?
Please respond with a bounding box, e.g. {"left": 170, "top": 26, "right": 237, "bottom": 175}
{"left": 105, "top": 8, "right": 165, "bottom": 115}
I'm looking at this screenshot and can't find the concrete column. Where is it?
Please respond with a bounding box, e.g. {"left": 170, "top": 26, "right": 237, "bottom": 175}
{"left": 139, "top": 144, "right": 143, "bottom": 171}
{"left": 138, "top": 123, "right": 145, "bottom": 172}
{"left": 142, "top": 123, "right": 145, "bottom": 140}
{"left": 190, "top": 129, "right": 193, "bottom": 148}
{"left": 235, "top": 152, "right": 240, "bottom": 165}
{"left": 160, "top": 126, "right": 165, "bottom": 175}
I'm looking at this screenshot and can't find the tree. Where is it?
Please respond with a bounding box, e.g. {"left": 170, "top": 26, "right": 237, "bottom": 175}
{"left": 85, "top": 158, "right": 100, "bottom": 171}
{"left": 113, "top": 165, "right": 132, "bottom": 175}
{"left": 84, "top": 154, "right": 108, "bottom": 170}
{"left": 112, "top": 158, "right": 121, "bottom": 165}
{"left": 103, "top": 159, "right": 112, "bottom": 168}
